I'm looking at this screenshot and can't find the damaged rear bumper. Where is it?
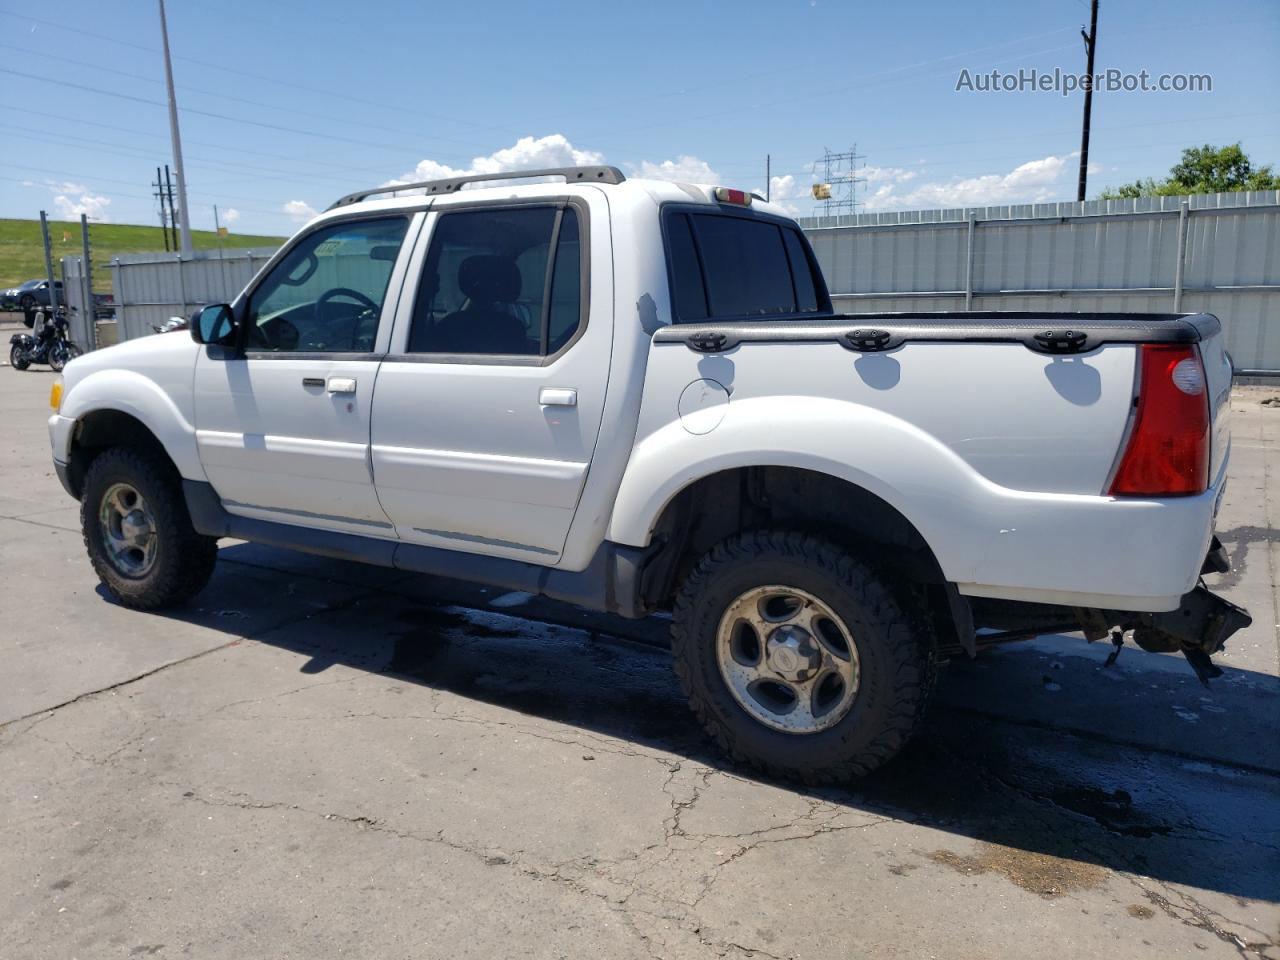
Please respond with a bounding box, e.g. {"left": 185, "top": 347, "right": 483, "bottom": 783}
{"left": 1078, "top": 583, "right": 1252, "bottom": 685}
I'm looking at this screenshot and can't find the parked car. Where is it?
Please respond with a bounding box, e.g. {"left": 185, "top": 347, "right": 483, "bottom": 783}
{"left": 3, "top": 278, "right": 64, "bottom": 317}
{"left": 45, "top": 165, "right": 1250, "bottom": 782}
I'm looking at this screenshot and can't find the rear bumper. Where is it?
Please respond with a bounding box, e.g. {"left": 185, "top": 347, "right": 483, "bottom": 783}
{"left": 954, "top": 459, "right": 1227, "bottom": 614}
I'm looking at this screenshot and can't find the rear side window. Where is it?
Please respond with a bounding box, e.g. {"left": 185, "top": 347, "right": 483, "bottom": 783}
{"left": 665, "top": 211, "right": 826, "bottom": 323}
{"left": 407, "top": 205, "right": 583, "bottom": 356}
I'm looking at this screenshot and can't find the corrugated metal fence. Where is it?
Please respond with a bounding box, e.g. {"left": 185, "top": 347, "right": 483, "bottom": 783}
{"left": 100, "top": 246, "right": 403, "bottom": 343}
{"left": 798, "top": 190, "right": 1280, "bottom": 373}
{"left": 105, "top": 247, "right": 279, "bottom": 341}
{"left": 87, "top": 190, "right": 1280, "bottom": 372}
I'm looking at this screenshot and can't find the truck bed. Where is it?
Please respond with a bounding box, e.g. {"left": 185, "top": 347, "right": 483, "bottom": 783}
{"left": 613, "top": 311, "right": 1233, "bottom": 612}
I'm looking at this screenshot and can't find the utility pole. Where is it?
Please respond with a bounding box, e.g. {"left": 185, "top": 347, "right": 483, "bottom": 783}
{"left": 1076, "top": 0, "right": 1099, "bottom": 202}
{"left": 158, "top": 0, "right": 193, "bottom": 256}
{"left": 164, "top": 165, "right": 178, "bottom": 251}
{"left": 766, "top": 154, "right": 771, "bottom": 202}
{"left": 153, "top": 166, "right": 171, "bottom": 251}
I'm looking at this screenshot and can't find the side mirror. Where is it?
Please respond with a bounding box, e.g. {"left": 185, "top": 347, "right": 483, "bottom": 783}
{"left": 190, "top": 303, "right": 237, "bottom": 345}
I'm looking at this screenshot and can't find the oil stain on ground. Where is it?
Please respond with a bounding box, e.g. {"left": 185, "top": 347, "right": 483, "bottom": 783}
{"left": 928, "top": 842, "right": 1108, "bottom": 898}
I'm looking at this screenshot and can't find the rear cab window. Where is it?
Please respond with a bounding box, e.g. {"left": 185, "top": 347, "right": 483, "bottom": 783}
{"left": 406, "top": 204, "right": 584, "bottom": 357}
{"left": 662, "top": 208, "right": 829, "bottom": 323}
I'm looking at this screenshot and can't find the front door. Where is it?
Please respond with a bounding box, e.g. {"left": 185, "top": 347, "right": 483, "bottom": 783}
{"left": 194, "top": 214, "right": 418, "bottom": 536}
{"left": 371, "top": 195, "right": 611, "bottom": 561}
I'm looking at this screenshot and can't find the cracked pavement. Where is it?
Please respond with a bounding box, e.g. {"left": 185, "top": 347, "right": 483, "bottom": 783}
{"left": 1, "top": 331, "right": 1277, "bottom": 959}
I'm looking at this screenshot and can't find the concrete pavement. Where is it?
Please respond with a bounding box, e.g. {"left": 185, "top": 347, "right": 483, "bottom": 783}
{"left": 2, "top": 325, "right": 1277, "bottom": 959}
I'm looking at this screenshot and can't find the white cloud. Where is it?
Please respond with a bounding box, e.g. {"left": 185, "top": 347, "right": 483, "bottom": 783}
{"left": 220, "top": 207, "right": 241, "bottom": 225}
{"left": 393, "top": 134, "right": 604, "bottom": 188}
{"left": 861, "top": 154, "right": 1074, "bottom": 210}
{"left": 862, "top": 165, "right": 918, "bottom": 184}
{"left": 23, "top": 177, "right": 111, "bottom": 221}
{"left": 762, "top": 174, "right": 804, "bottom": 214}
{"left": 282, "top": 200, "right": 319, "bottom": 222}
{"left": 53, "top": 190, "right": 111, "bottom": 222}
{"left": 634, "top": 155, "right": 721, "bottom": 183}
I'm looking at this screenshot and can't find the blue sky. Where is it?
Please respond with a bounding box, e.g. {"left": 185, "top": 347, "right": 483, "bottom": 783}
{"left": 2, "top": 0, "right": 1277, "bottom": 234}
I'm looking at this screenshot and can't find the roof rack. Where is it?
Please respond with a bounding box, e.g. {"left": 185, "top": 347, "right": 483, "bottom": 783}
{"left": 329, "top": 165, "right": 627, "bottom": 209}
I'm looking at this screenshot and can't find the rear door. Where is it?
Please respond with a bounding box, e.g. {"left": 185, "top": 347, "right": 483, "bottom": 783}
{"left": 371, "top": 193, "right": 612, "bottom": 561}
{"left": 194, "top": 214, "right": 418, "bottom": 535}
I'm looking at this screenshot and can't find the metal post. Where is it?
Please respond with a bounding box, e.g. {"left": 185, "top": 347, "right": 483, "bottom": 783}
{"left": 1173, "top": 199, "right": 1190, "bottom": 312}
{"left": 80, "top": 213, "right": 97, "bottom": 350}
{"left": 766, "top": 154, "right": 771, "bottom": 202}
{"left": 965, "top": 210, "right": 977, "bottom": 310}
{"left": 158, "top": 0, "right": 193, "bottom": 257}
{"left": 176, "top": 252, "right": 188, "bottom": 319}
{"left": 39, "top": 210, "right": 60, "bottom": 315}
{"left": 112, "top": 258, "right": 127, "bottom": 342}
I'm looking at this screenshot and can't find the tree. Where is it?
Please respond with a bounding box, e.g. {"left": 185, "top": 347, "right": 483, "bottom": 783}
{"left": 1099, "top": 143, "right": 1280, "bottom": 198}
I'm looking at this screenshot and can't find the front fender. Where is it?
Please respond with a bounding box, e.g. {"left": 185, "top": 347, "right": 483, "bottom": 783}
{"left": 55, "top": 367, "right": 206, "bottom": 482}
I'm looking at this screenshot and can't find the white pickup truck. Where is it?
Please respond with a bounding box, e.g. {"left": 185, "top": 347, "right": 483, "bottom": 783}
{"left": 47, "top": 166, "right": 1250, "bottom": 782}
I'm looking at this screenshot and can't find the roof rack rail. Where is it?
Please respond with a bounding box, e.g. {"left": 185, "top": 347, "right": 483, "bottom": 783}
{"left": 329, "top": 165, "right": 627, "bottom": 209}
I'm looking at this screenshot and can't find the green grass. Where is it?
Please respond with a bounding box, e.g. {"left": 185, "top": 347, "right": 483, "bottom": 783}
{"left": 0, "top": 218, "right": 285, "bottom": 294}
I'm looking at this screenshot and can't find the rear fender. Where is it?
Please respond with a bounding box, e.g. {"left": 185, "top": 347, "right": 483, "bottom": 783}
{"left": 607, "top": 395, "right": 1215, "bottom": 607}
{"left": 608, "top": 396, "right": 988, "bottom": 580}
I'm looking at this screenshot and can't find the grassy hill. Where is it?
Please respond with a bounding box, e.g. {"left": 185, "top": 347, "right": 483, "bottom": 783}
{"left": 0, "top": 219, "right": 285, "bottom": 293}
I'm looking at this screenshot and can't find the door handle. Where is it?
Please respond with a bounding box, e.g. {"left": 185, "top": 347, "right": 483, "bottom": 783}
{"left": 539, "top": 387, "right": 577, "bottom": 407}
{"left": 327, "top": 377, "right": 357, "bottom": 394}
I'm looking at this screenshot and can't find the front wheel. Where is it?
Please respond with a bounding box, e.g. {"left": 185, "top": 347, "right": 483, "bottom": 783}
{"left": 9, "top": 343, "right": 29, "bottom": 370}
{"left": 49, "top": 341, "right": 82, "bottom": 372}
{"left": 671, "top": 531, "right": 935, "bottom": 783}
{"left": 81, "top": 447, "right": 219, "bottom": 609}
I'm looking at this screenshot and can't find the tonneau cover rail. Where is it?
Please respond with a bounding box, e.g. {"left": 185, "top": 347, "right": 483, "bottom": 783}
{"left": 654, "top": 311, "right": 1221, "bottom": 355}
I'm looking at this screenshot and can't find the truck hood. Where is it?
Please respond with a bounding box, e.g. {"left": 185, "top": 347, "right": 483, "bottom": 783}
{"left": 61, "top": 329, "right": 201, "bottom": 394}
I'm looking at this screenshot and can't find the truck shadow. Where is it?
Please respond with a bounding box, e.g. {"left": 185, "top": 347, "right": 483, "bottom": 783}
{"left": 153, "top": 543, "right": 1280, "bottom": 906}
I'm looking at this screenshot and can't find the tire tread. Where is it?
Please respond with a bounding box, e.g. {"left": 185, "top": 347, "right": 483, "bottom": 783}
{"left": 81, "top": 446, "right": 218, "bottom": 609}
{"left": 671, "top": 530, "right": 936, "bottom": 783}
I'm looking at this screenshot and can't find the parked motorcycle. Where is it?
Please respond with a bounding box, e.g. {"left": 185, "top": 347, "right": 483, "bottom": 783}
{"left": 9, "top": 311, "right": 83, "bottom": 372}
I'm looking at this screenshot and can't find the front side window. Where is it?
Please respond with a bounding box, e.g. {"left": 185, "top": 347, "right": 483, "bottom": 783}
{"left": 246, "top": 217, "right": 409, "bottom": 353}
{"left": 665, "top": 210, "right": 827, "bottom": 322}
{"left": 407, "top": 205, "right": 582, "bottom": 356}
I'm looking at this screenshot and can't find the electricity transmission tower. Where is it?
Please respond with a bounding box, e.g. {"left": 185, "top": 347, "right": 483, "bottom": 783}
{"left": 810, "top": 146, "right": 865, "bottom": 216}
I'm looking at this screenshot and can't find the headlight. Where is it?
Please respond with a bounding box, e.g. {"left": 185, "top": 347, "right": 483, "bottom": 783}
{"left": 50, "top": 376, "right": 63, "bottom": 412}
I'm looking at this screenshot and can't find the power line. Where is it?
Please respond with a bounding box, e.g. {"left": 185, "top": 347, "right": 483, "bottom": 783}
{"left": 0, "top": 9, "right": 522, "bottom": 138}
{"left": 0, "top": 67, "right": 467, "bottom": 156}
{"left": 2, "top": 129, "right": 361, "bottom": 189}
{"left": 0, "top": 103, "right": 398, "bottom": 178}
{"left": 0, "top": 42, "right": 493, "bottom": 154}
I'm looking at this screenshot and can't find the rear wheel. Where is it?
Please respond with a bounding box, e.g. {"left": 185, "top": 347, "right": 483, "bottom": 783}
{"left": 671, "top": 530, "right": 935, "bottom": 783}
{"left": 9, "top": 343, "right": 29, "bottom": 370}
{"left": 81, "top": 447, "right": 218, "bottom": 609}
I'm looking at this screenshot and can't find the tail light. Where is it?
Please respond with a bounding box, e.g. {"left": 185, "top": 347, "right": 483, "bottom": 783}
{"left": 1108, "top": 344, "right": 1210, "bottom": 497}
